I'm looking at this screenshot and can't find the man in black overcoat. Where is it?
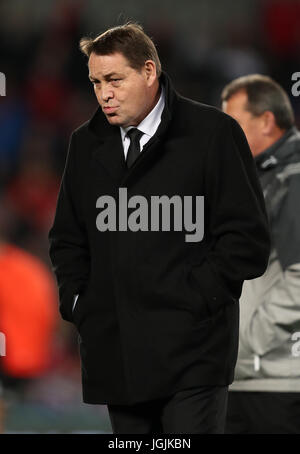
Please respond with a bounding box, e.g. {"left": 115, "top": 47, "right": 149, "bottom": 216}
{"left": 48, "top": 23, "right": 271, "bottom": 434}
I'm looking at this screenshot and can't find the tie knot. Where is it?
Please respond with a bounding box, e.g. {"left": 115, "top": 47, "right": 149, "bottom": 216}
{"left": 126, "top": 128, "right": 143, "bottom": 143}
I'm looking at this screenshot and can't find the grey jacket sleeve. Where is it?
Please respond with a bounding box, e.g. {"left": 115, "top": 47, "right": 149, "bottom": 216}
{"left": 235, "top": 261, "right": 300, "bottom": 379}
{"left": 274, "top": 171, "right": 300, "bottom": 270}
{"left": 234, "top": 164, "right": 300, "bottom": 379}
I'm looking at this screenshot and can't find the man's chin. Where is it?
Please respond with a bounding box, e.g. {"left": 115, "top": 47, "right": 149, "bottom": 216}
{"left": 105, "top": 113, "right": 122, "bottom": 125}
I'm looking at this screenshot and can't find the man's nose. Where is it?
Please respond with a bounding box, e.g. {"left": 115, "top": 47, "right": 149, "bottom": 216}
{"left": 101, "top": 85, "right": 114, "bottom": 102}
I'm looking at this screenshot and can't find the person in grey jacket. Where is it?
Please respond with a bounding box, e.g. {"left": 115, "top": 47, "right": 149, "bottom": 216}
{"left": 222, "top": 74, "right": 300, "bottom": 434}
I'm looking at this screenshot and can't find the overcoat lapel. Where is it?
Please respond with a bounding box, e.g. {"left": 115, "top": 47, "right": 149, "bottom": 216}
{"left": 91, "top": 128, "right": 127, "bottom": 184}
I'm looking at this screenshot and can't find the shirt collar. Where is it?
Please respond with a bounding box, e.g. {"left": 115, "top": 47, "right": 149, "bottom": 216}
{"left": 120, "top": 85, "right": 165, "bottom": 142}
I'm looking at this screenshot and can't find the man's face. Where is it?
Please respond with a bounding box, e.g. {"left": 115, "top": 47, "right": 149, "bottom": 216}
{"left": 88, "top": 52, "right": 154, "bottom": 128}
{"left": 222, "top": 90, "right": 264, "bottom": 157}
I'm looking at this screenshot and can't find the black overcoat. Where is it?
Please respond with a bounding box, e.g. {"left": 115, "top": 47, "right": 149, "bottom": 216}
{"left": 48, "top": 72, "right": 270, "bottom": 404}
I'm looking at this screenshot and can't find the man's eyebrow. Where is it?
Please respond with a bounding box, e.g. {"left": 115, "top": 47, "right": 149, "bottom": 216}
{"left": 89, "top": 72, "right": 123, "bottom": 81}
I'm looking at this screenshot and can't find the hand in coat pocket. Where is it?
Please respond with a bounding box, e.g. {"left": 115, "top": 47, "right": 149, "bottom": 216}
{"left": 184, "top": 259, "right": 236, "bottom": 322}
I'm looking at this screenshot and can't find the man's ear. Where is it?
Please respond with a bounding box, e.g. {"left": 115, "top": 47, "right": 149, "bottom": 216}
{"left": 144, "top": 60, "right": 157, "bottom": 85}
{"left": 261, "top": 111, "right": 277, "bottom": 136}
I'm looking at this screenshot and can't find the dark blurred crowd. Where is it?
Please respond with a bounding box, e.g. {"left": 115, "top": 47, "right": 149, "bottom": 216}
{"left": 0, "top": 0, "right": 300, "bottom": 432}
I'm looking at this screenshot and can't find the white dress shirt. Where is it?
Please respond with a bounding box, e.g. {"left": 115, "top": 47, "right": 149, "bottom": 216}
{"left": 120, "top": 85, "right": 165, "bottom": 160}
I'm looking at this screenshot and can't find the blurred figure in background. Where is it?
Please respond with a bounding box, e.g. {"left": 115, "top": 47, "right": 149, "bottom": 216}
{"left": 0, "top": 197, "right": 58, "bottom": 433}
{"left": 222, "top": 74, "right": 300, "bottom": 434}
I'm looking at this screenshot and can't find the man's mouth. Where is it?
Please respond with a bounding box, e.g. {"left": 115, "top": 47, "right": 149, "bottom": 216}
{"left": 103, "top": 106, "right": 118, "bottom": 114}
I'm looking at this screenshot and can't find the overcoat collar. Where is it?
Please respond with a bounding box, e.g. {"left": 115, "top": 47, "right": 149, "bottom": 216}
{"left": 87, "top": 71, "right": 179, "bottom": 187}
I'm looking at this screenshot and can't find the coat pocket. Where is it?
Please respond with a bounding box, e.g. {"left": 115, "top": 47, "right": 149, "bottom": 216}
{"left": 72, "top": 294, "right": 80, "bottom": 314}
{"left": 183, "top": 262, "right": 214, "bottom": 322}
{"left": 184, "top": 259, "right": 236, "bottom": 321}
{"left": 71, "top": 287, "right": 89, "bottom": 329}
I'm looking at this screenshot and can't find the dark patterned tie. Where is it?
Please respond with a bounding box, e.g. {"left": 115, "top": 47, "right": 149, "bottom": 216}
{"left": 126, "top": 128, "right": 144, "bottom": 168}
